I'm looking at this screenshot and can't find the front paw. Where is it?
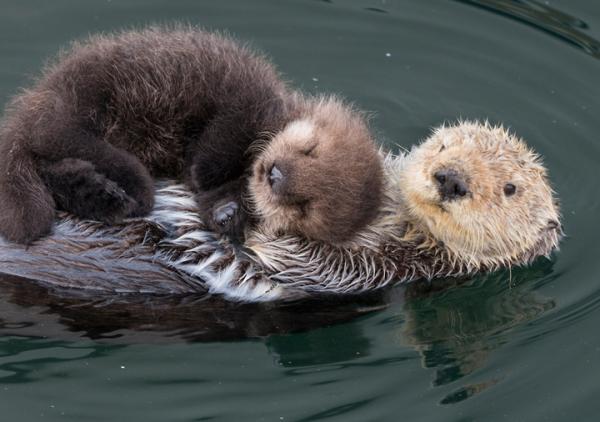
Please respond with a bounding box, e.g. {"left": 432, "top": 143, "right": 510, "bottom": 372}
{"left": 194, "top": 179, "right": 248, "bottom": 241}
{"left": 211, "top": 200, "right": 247, "bottom": 239}
{"left": 41, "top": 158, "right": 143, "bottom": 224}
{"left": 94, "top": 177, "right": 138, "bottom": 223}
{"left": 205, "top": 200, "right": 247, "bottom": 242}
{"left": 213, "top": 201, "right": 239, "bottom": 228}
{"left": 58, "top": 172, "right": 137, "bottom": 224}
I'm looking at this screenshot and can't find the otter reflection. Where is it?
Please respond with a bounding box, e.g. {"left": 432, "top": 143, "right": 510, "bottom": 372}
{"left": 400, "top": 260, "right": 556, "bottom": 403}
{"left": 0, "top": 259, "right": 555, "bottom": 382}
{"left": 0, "top": 274, "right": 387, "bottom": 343}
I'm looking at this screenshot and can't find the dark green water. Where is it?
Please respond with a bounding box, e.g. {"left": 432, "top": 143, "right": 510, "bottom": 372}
{"left": 1, "top": 0, "right": 599, "bottom": 420}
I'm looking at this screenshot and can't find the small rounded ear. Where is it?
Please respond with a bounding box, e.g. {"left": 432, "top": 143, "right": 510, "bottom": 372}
{"left": 547, "top": 220, "right": 560, "bottom": 230}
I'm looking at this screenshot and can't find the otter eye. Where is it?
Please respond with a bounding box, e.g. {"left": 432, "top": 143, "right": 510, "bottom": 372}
{"left": 302, "top": 144, "right": 317, "bottom": 157}
{"left": 504, "top": 183, "right": 517, "bottom": 196}
{"left": 439, "top": 144, "right": 446, "bottom": 152}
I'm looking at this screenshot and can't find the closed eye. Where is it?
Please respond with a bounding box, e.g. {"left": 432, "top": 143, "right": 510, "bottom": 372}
{"left": 302, "top": 143, "right": 318, "bottom": 157}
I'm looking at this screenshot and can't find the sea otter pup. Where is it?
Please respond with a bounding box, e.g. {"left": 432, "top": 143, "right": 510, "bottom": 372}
{"left": 0, "top": 122, "right": 562, "bottom": 301}
{"left": 0, "top": 26, "right": 382, "bottom": 244}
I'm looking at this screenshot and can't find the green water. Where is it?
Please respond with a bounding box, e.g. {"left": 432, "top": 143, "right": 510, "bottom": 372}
{"left": 1, "top": 0, "right": 599, "bottom": 420}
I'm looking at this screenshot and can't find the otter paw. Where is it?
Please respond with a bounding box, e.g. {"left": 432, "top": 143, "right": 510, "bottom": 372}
{"left": 42, "top": 158, "right": 137, "bottom": 223}
{"left": 195, "top": 180, "right": 248, "bottom": 241}
{"left": 213, "top": 201, "right": 239, "bottom": 227}
{"left": 93, "top": 177, "right": 138, "bottom": 222}
{"left": 63, "top": 172, "right": 137, "bottom": 223}
{"left": 207, "top": 200, "right": 247, "bottom": 241}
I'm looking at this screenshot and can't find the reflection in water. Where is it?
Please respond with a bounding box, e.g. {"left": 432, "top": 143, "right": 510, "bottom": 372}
{"left": 439, "top": 378, "right": 500, "bottom": 405}
{"left": 0, "top": 274, "right": 387, "bottom": 343}
{"left": 0, "top": 258, "right": 557, "bottom": 394}
{"left": 401, "top": 260, "right": 557, "bottom": 404}
{"left": 266, "top": 324, "right": 371, "bottom": 367}
{"left": 454, "top": 0, "right": 600, "bottom": 58}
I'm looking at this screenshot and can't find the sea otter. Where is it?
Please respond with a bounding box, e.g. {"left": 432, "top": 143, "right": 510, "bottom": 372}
{"left": 0, "top": 122, "right": 563, "bottom": 301}
{"left": 0, "top": 26, "right": 383, "bottom": 245}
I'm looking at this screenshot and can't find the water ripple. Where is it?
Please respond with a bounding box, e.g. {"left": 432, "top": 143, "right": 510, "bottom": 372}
{"left": 454, "top": 0, "right": 600, "bottom": 58}
{"left": 297, "top": 398, "right": 376, "bottom": 422}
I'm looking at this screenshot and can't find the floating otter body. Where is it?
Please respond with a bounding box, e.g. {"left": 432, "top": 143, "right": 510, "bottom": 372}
{"left": 0, "top": 26, "right": 382, "bottom": 244}
{"left": 0, "top": 122, "right": 562, "bottom": 302}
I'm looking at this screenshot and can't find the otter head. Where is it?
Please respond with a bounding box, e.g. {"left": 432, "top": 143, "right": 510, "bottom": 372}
{"left": 400, "top": 121, "right": 562, "bottom": 267}
{"left": 249, "top": 97, "right": 383, "bottom": 244}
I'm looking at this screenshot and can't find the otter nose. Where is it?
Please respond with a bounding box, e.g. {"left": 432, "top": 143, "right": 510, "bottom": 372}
{"left": 268, "top": 164, "right": 286, "bottom": 193}
{"left": 434, "top": 169, "right": 469, "bottom": 200}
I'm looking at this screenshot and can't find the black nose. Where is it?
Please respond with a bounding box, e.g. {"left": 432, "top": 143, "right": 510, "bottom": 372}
{"left": 268, "top": 164, "right": 285, "bottom": 192}
{"left": 434, "top": 169, "right": 469, "bottom": 200}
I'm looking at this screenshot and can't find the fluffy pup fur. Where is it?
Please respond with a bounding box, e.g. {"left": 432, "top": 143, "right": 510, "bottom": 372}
{"left": 250, "top": 98, "right": 382, "bottom": 243}
{"left": 0, "top": 26, "right": 383, "bottom": 244}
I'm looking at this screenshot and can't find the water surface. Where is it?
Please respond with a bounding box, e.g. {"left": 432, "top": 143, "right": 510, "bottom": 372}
{"left": 1, "top": 0, "right": 599, "bottom": 420}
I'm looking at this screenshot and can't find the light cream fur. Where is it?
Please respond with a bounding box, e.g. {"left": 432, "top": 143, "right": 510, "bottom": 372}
{"left": 399, "top": 121, "right": 560, "bottom": 268}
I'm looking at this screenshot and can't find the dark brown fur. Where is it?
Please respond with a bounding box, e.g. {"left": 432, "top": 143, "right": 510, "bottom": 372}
{"left": 250, "top": 98, "right": 384, "bottom": 243}
{"left": 0, "top": 26, "right": 382, "bottom": 244}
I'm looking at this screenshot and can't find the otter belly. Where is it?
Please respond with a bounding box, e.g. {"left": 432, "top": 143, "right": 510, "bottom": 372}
{"left": 0, "top": 179, "right": 405, "bottom": 302}
{"left": 0, "top": 181, "right": 294, "bottom": 302}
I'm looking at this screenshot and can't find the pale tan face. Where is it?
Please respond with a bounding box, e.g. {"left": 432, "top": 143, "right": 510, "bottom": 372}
{"left": 249, "top": 100, "right": 383, "bottom": 244}
{"left": 399, "top": 122, "right": 561, "bottom": 265}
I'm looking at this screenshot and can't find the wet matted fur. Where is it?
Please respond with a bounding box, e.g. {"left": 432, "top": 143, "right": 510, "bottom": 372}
{"left": 0, "top": 122, "right": 563, "bottom": 302}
